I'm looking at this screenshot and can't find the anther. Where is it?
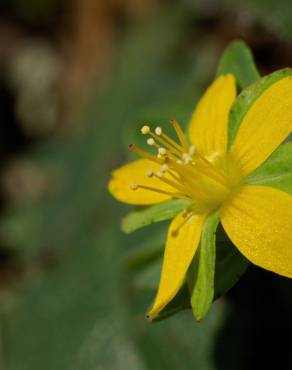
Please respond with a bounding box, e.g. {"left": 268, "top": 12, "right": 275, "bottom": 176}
{"left": 161, "top": 164, "right": 169, "bottom": 172}
{"left": 147, "top": 138, "right": 155, "bottom": 146}
{"left": 182, "top": 153, "right": 192, "bottom": 163}
{"left": 158, "top": 147, "right": 167, "bottom": 155}
{"left": 155, "top": 127, "right": 162, "bottom": 136}
{"left": 156, "top": 171, "right": 164, "bottom": 178}
{"left": 146, "top": 169, "right": 154, "bottom": 178}
{"left": 141, "top": 125, "right": 150, "bottom": 135}
{"left": 130, "top": 183, "right": 139, "bottom": 190}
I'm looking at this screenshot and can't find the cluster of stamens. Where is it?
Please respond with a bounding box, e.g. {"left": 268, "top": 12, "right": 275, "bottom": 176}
{"left": 129, "top": 120, "right": 231, "bottom": 235}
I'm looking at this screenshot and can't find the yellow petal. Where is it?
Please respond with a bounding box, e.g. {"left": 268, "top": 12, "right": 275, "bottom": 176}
{"left": 189, "top": 74, "right": 236, "bottom": 159}
{"left": 220, "top": 185, "right": 292, "bottom": 278}
{"left": 230, "top": 76, "right": 292, "bottom": 176}
{"left": 147, "top": 212, "right": 205, "bottom": 320}
{"left": 108, "top": 159, "right": 173, "bottom": 205}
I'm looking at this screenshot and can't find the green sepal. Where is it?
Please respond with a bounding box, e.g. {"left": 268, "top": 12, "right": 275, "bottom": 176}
{"left": 214, "top": 225, "right": 249, "bottom": 299}
{"left": 187, "top": 213, "right": 218, "bottom": 321}
{"left": 121, "top": 199, "right": 191, "bottom": 234}
{"left": 244, "top": 142, "right": 292, "bottom": 196}
{"left": 228, "top": 68, "right": 292, "bottom": 147}
{"left": 217, "top": 40, "right": 260, "bottom": 89}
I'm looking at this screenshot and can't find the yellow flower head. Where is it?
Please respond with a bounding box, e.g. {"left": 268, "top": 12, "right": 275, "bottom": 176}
{"left": 109, "top": 72, "right": 292, "bottom": 320}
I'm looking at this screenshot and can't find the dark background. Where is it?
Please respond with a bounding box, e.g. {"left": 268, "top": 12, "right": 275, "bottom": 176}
{"left": 0, "top": 0, "right": 291, "bottom": 369}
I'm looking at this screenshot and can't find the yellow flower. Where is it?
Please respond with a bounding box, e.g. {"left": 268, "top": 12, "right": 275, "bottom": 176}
{"left": 109, "top": 73, "right": 292, "bottom": 320}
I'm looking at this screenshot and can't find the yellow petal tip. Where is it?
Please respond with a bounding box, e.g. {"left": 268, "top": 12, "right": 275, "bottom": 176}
{"left": 146, "top": 303, "right": 164, "bottom": 321}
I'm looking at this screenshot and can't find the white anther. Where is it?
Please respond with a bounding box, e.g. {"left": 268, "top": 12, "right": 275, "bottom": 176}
{"left": 182, "top": 153, "right": 192, "bottom": 163}
{"left": 156, "top": 171, "right": 164, "bottom": 178}
{"left": 146, "top": 169, "right": 154, "bottom": 178}
{"left": 158, "top": 147, "right": 167, "bottom": 155}
{"left": 130, "top": 183, "right": 139, "bottom": 190}
{"left": 157, "top": 154, "right": 163, "bottom": 159}
{"left": 189, "top": 145, "right": 196, "bottom": 156}
{"left": 147, "top": 138, "right": 155, "bottom": 146}
{"left": 161, "top": 164, "right": 169, "bottom": 172}
{"left": 141, "top": 125, "right": 150, "bottom": 135}
{"left": 155, "top": 127, "right": 162, "bottom": 136}
{"left": 176, "top": 160, "right": 183, "bottom": 165}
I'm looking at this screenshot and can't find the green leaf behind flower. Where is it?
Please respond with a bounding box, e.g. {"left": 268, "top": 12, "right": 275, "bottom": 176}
{"left": 244, "top": 142, "right": 292, "bottom": 195}
{"left": 217, "top": 40, "right": 260, "bottom": 89}
{"left": 121, "top": 199, "right": 190, "bottom": 233}
{"left": 228, "top": 68, "right": 292, "bottom": 147}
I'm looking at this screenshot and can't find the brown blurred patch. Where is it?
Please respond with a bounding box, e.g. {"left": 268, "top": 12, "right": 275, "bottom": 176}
{"left": 60, "top": 0, "right": 160, "bottom": 130}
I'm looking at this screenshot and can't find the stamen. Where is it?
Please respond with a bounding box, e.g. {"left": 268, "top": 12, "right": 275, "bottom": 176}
{"left": 192, "top": 153, "right": 227, "bottom": 186}
{"left": 170, "top": 119, "right": 189, "bottom": 151}
{"left": 133, "top": 122, "right": 232, "bottom": 210}
{"left": 128, "top": 144, "right": 163, "bottom": 164}
{"left": 130, "top": 184, "right": 189, "bottom": 199}
{"left": 154, "top": 147, "right": 178, "bottom": 161}
{"left": 182, "top": 153, "right": 192, "bottom": 163}
{"left": 148, "top": 131, "right": 182, "bottom": 156}
{"left": 153, "top": 171, "right": 187, "bottom": 194}
{"left": 141, "top": 125, "right": 150, "bottom": 135}
{"left": 165, "top": 157, "right": 210, "bottom": 200}
{"left": 167, "top": 169, "right": 181, "bottom": 182}
{"left": 154, "top": 129, "right": 183, "bottom": 153}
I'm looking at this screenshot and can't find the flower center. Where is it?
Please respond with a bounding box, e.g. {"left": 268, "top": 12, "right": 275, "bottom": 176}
{"left": 129, "top": 120, "right": 241, "bottom": 216}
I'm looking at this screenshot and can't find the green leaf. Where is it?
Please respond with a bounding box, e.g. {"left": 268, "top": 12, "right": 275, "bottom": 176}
{"left": 188, "top": 213, "right": 219, "bottom": 321}
{"left": 121, "top": 199, "right": 190, "bottom": 234}
{"left": 214, "top": 225, "right": 250, "bottom": 298}
{"left": 217, "top": 40, "right": 260, "bottom": 89}
{"left": 244, "top": 142, "right": 292, "bottom": 195}
{"left": 228, "top": 68, "right": 292, "bottom": 147}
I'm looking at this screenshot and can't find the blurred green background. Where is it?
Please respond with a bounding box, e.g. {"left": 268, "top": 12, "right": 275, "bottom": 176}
{"left": 0, "top": 0, "right": 291, "bottom": 369}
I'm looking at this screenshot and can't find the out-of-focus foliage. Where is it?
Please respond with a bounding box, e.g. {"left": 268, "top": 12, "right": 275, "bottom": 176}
{"left": 0, "top": 7, "right": 226, "bottom": 370}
